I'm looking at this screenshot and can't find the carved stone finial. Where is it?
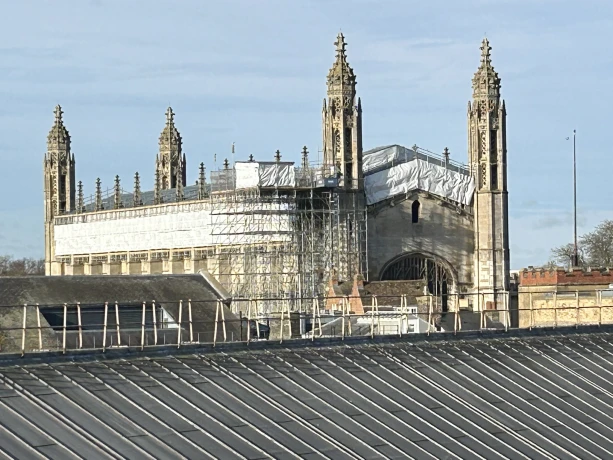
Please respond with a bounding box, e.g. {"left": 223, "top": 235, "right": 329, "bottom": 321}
{"left": 223, "top": 158, "right": 230, "bottom": 170}
{"left": 274, "top": 149, "right": 282, "bottom": 162}
{"left": 412, "top": 144, "right": 419, "bottom": 153}
{"left": 165, "top": 106, "right": 174, "bottom": 124}
{"left": 133, "top": 172, "right": 142, "bottom": 206}
{"left": 76, "top": 181, "right": 84, "bottom": 214}
{"left": 54, "top": 105, "right": 63, "bottom": 124}
{"left": 443, "top": 147, "right": 450, "bottom": 166}
{"left": 95, "top": 178, "right": 104, "bottom": 211}
{"left": 248, "top": 154, "right": 254, "bottom": 162}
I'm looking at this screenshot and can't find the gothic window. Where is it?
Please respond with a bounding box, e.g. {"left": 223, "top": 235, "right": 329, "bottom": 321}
{"left": 345, "top": 127, "right": 352, "bottom": 156}
{"left": 345, "top": 162, "right": 353, "bottom": 185}
{"left": 59, "top": 174, "right": 67, "bottom": 212}
{"left": 411, "top": 200, "right": 420, "bottom": 223}
{"left": 491, "top": 165, "right": 498, "bottom": 190}
{"left": 490, "top": 130, "right": 497, "bottom": 161}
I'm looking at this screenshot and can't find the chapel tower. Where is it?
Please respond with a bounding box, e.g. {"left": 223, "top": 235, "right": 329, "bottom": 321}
{"left": 322, "top": 33, "right": 363, "bottom": 190}
{"left": 156, "top": 107, "right": 186, "bottom": 190}
{"left": 468, "top": 39, "right": 510, "bottom": 308}
{"left": 44, "top": 105, "right": 75, "bottom": 274}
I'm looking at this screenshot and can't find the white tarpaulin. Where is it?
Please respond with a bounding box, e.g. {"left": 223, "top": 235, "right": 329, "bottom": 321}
{"left": 363, "top": 145, "right": 414, "bottom": 174}
{"left": 234, "top": 162, "right": 296, "bottom": 188}
{"left": 259, "top": 162, "right": 295, "bottom": 187}
{"left": 235, "top": 162, "right": 260, "bottom": 189}
{"left": 364, "top": 158, "right": 475, "bottom": 206}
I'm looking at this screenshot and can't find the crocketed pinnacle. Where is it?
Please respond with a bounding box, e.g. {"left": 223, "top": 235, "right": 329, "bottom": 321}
{"left": 327, "top": 32, "right": 356, "bottom": 86}
{"left": 472, "top": 38, "right": 501, "bottom": 97}
{"left": 159, "top": 106, "right": 182, "bottom": 150}
{"left": 47, "top": 104, "right": 71, "bottom": 149}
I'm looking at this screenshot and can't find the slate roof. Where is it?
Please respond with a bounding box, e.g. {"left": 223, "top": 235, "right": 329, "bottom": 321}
{"left": 0, "top": 330, "right": 612, "bottom": 459}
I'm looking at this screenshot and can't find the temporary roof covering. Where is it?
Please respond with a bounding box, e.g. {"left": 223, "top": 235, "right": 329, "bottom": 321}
{"left": 1, "top": 332, "right": 613, "bottom": 458}
{"left": 364, "top": 158, "right": 476, "bottom": 206}
{"left": 235, "top": 161, "right": 296, "bottom": 189}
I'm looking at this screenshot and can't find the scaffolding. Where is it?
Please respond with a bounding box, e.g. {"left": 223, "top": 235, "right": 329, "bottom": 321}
{"left": 206, "top": 163, "right": 368, "bottom": 314}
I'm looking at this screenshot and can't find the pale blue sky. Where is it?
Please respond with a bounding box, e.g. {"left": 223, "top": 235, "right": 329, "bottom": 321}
{"left": 0, "top": 0, "right": 611, "bottom": 269}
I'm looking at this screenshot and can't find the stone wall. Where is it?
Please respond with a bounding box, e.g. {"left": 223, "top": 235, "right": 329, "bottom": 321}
{"left": 518, "top": 286, "right": 613, "bottom": 328}
{"left": 367, "top": 192, "right": 474, "bottom": 290}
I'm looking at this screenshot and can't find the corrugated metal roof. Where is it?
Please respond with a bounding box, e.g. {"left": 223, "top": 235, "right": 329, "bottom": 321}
{"left": 0, "top": 332, "right": 612, "bottom": 458}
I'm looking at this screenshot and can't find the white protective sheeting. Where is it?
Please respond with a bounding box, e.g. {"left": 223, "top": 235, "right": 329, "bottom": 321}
{"left": 364, "top": 158, "right": 475, "bottom": 206}
{"left": 235, "top": 162, "right": 260, "bottom": 189}
{"left": 259, "top": 162, "right": 295, "bottom": 187}
{"left": 54, "top": 204, "right": 293, "bottom": 256}
{"left": 363, "top": 145, "right": 414, "bottom": 174}
{"left": 234, "top": 162, "right": 296, "bottom": 188}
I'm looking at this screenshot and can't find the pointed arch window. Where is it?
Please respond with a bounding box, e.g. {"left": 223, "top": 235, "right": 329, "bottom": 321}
{"left": 411, "top": 200, "right": 420, "bottom": 223}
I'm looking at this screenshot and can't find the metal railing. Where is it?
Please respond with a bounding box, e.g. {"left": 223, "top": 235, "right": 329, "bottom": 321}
{"left": 1, "top": 290, "right": 613, "bottom": 357}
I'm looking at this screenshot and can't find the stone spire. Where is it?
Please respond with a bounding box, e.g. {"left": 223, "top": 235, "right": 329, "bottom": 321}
{"left": 76, "top": 180, "right": 84, "bottom": 214}
{"left": 322, "top": 33, "right": 363, "bottom": 190}
{"left": 327, "top": 33, "right": 356, "bottom": 88}
{"left": 472, "top": 38, "right": 501, "bottom": 100}
{"left": 468, "top": 38, "right": 510, "bottom": 305}
{"left": 44, "top": 105, "right": 76, "bottom": 216}
{"left": 133, "top": 172, "right": 142, "bottom": 206}
{"left": 156, "top": 106, "right": 185, "bottom": 190}
{"left": 95, "top": 178, "right": 104, "bottom": 211}
{"left": 198, "top": 162, "right": 207, "bottom": 199}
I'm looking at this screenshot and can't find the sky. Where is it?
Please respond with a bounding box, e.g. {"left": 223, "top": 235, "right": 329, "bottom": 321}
{"left": 0, "top": 0, "right": 612, "bottom": 270}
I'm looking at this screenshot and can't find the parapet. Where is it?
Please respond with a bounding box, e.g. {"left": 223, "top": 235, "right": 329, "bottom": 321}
{"left": 520, "top": 266, "right": 613, "bottom": 286}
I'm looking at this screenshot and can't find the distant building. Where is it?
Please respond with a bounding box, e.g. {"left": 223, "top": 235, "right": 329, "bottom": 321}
{"left": 519, "top": 267, "right": 613, "bottom": 328}
{"left": 43, "top": 35, "right": 510, "bottom": 314}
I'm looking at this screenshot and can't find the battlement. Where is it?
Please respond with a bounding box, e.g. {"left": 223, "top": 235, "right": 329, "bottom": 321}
{"left": 520, "top": 266, "right": 613, "bottom": 286}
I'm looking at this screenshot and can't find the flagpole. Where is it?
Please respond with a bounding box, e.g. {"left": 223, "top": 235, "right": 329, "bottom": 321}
{"left": 572, "top": 129, "right": 579, "bottom": 267}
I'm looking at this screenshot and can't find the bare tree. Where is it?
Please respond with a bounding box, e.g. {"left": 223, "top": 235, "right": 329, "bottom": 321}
{"left": 0, "top": 256, "right": 45, "bottom": 276}
{"left": 549, "top": 219, "right": 613, "bottom": 269}
{"left": 548, "top": 243, "right": 585, "bottom": 270}
{"left": 580, "top": 220, "right": 613, "bottom": 267}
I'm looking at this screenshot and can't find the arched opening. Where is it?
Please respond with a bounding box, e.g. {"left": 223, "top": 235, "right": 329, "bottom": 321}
{"left": 380, "top": 253, "right": 451, "bottom": 312}
{"left": 411, "top": 200, "right": 420, "bottom": 223}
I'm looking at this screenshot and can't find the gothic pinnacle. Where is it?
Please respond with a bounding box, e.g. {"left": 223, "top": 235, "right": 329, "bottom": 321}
{"left": 274, "top": 150, "right": 281, "bottom": 162}
{"left": 77, "top": 181, "right": 84, "bottom": 214}
{"left": 133, "top": 172, "right": 142, "bottom": 206}
{"left": 301, "top": 146, "right": 309, "bottom": 169}
{"left": 198, "top": 162, "right": 207, "bottom": 200}
{"left": 95, "top": 178, "right": 103, "bottom": 211}
{"left": 114, "top": 175, "right": 123, "bottom": 209}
